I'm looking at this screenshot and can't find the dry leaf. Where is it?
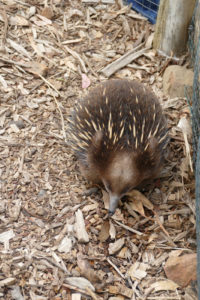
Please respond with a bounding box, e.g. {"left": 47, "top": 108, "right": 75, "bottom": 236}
{"left": 77, "top": 254, "right": 101, "bottom": 283}
{"left": 99, "top": 220, "right": 110, "bottom": 242}
{"left": 117, "top": 247, "right": 130, "bottom": 259}
{"left": 164, "top": 253, "right": 197, "bottom": 287}
{"left": 127, "top": 189, "right": 154, "bottom": 213}
{"left": 102, "top": 190, "right": 109, "bottom": 210}
{"left": 128, "top": 195, "right": 145, "bottom": 216}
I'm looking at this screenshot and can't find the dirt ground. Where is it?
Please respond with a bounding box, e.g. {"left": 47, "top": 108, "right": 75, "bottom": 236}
{"left": 0, "top": 0, "right": 197, "bottom": 299}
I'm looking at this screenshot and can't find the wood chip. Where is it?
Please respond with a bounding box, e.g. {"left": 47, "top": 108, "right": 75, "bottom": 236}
{"left": 58, "top": 236, "right": 74, "bottom": 253}
{"left": 0, "top": 278, "right": 16, "bottom": 287}
{"left": 151, "top": 280, "right": 179, "bottom": 292}
{"left": 127, "top": 262, "right": 148, "bottom": 280}
{"left": 108, "top": 238, "right": 125, "bottom": 255}
{"left": 75, "top": 209, "right": 89, "bottom": 243}
{"left": 65, "top": 277, "right": 95, "bottom": 291}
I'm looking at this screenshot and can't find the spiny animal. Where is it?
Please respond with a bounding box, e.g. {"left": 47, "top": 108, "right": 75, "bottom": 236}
{"left": 68, "top": 79, "right": 168, "bottom": 214}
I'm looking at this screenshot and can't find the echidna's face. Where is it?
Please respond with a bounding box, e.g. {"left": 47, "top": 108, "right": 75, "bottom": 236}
{"left": 101, "top": 152, "right": 142, "bottom": 214}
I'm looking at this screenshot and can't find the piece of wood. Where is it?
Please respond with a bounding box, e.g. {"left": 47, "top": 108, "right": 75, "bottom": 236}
{"left": 75, "top": 209, "right": 89, "bottom": 243}
{"left": 153, "top": 0, "right": 195, "bottom": 56}
{"left": 101, "top": 43, "right": 150, "bottom": 77}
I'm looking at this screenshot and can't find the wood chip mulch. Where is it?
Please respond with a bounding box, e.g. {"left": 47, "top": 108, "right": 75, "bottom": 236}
{"left": 0, "top": 0, "right": 197, "bottom": 299}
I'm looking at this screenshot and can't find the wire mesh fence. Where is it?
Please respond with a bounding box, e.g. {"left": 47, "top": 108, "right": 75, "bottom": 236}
{"left": 188, "top": 1, "right": 200, "bottom": 164}
{"left": 127, "top": 0, "right": 160, "bottom": 24}
{"left": 188, "top": 0, "right": 200, "bottom": 296}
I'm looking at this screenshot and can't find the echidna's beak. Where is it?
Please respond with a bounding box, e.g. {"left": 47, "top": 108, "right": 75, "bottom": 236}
{"left": 109, "top": 193, "right": 120, "bottom": 215}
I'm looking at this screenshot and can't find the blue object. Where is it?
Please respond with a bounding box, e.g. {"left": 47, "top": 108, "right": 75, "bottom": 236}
{"left": 127, "top": 0, "right": 160, "bottom": 24}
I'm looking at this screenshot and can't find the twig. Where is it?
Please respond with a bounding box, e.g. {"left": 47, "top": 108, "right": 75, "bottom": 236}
{"left": 52, "top": 93, "right": 67, "bottom": 142}
{"left": 0, "top": 57, "right": 28, "bottom": 67}
{"left": 62, "top": 38, "right": 82, "bottom": 45}
{"left": 82, "top": 53, "right": 99, "bottom": 78}
{"left": 33, "top": 255, "right": 70, "bottom": 275}
{"left": 38, "top": 74, "right": 61, "bottom": 96}
{"left": 65, "top": 45, "right": 87, "bottom": 73}
{"left": 154, "top": 211, "right": 176, "bottom": 247}
{"left": 107, "top": 257, "right": 125, "bottom": 279}
{"left": 113, "top": 219, "right": 143, "bottom": 236}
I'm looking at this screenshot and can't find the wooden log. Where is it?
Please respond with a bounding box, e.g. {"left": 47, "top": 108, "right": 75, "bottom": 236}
{"left": 153, "top": 0, "right": 195, "bottom": 57}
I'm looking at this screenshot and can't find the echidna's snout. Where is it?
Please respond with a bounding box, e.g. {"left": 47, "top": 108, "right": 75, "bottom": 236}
{"left": 108, "top": 193, "right": 121, "bottom": 215}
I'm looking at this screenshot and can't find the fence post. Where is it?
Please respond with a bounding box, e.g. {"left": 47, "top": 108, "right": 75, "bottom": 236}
{"left": 153, "top": 0, "right": 195, "bottom": 56}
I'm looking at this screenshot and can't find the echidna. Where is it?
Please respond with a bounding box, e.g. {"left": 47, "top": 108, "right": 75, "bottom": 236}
{"left": 69, "top": 79, "right": 168, "bottom": 214}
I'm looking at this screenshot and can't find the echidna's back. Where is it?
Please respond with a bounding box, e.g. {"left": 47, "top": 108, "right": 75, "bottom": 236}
{"left": 69, "top": 79, "right": 168, "bottom": 164}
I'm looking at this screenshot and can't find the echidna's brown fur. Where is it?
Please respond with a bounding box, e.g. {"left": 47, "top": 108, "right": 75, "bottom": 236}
{"left": 69, "top": 79, "right": 168, "bottom": 213}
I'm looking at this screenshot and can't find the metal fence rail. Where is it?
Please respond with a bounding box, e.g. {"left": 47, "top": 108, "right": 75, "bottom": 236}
{"left": 127, "top": 0, "right": 160, "bottom": 23}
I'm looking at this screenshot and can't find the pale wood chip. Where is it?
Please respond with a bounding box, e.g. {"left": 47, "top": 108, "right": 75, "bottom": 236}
{"left": 108, "top": 237, "right": 125, "bottom": 255}
{"left": 7, "top": 38, "right": 32, "bottom": 59}
{"left": 0, "top": 278, "right": 16, "bottom": 287}
{"left": 151, "top": 280, "right": 179, "bottom": 292}
{"left": 65, "top": 277, "right": 95, "bottom": 291}
{"left": 75, "top": 209, "right": 89, "bottom": 243}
